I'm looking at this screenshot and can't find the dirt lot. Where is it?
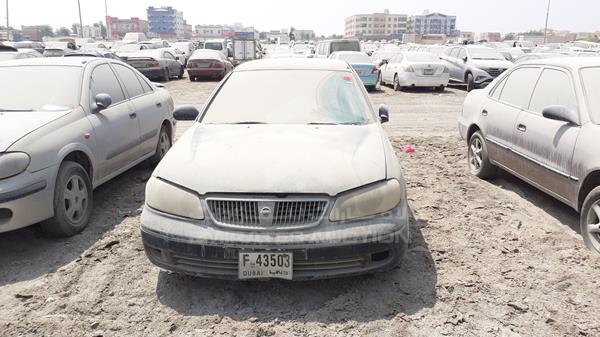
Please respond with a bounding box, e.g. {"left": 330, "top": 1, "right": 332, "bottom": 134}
{"left": 1, "top": 75, "right": 599, "bottom": 337}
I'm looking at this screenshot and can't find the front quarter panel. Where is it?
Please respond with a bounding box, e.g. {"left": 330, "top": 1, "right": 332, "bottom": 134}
{"left": 458, "top": 88, "right": 489, "bottom": 141}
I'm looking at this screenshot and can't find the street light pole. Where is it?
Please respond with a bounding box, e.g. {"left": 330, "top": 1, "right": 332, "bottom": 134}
{"left": 5, "top": 0, "right": 9, "bottom": 41}
{"left": 104, "top": 0, "right": 109, "bottom": 39}
{"left": 77, "top": 0, "right": 83, "bottom": 38}
{"left": 543, "top": 0, "right": 551, "bottom": 44}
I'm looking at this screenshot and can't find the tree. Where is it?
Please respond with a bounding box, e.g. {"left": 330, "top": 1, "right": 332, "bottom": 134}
{"left": 38, "top": 25, "right": 54, "bottom": 38}
{"left": 259, "top": 31, "right": 267, "bottom": 40}
{"left": 504, "top": 33, "right": 515, "bottom": 41}
{"left": 93, "top": 21, "right": 107, "bottom": 39}
{"left": 56, "top": 27, "right": 71, "bottom": 37}
{"left": 71, "top": 24, "right": 79, "bottom": 36}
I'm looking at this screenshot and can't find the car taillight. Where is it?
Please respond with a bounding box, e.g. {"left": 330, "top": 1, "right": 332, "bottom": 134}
{"left": 186, "top": 62, "right": 194, "bottom": 68}
{"left": 402, "top": 65, "right": 414, "bottom": 72}
{"left": 211, "top": 62, "right": 224, "bottom": 69}
{"left": 148, "top": 62, "right": 160, "bottom": 67}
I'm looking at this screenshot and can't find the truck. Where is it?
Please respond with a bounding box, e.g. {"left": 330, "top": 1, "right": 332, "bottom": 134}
{"left": 232, "top": 31, "right": 258, "bottom": 66}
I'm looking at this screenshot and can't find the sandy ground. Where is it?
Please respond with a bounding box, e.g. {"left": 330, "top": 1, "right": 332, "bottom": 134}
{"left": 1, "top": 75, "right": 599, "bottom": 337}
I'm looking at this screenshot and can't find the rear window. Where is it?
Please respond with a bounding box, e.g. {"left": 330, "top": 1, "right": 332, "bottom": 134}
{"left": 202, "top": 70, "right": 373, "bottom": 125}
{"left": 204, "top": 42, "right": 223, "bottom": 51}
{"left": 581, "top": 67, "right": 600, "bottom": 123}
{"left": 330, "top": 41, "right": 361, "bottom": 53}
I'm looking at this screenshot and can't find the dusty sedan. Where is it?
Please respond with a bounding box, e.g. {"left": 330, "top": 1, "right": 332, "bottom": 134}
{"left": 0, "top": 57, "right": 175, "bottom": 236}
{"left": 141, "top": 59, "right": 409, "bottom": 280}
{"left": 126, "top": 49, "right": 184, "bottom": 82}
{"left": 329, "top": 51, "right": 380, "bottom": 91}
{"left": 459, "top": 58, "right": 600, "bottom": 254}
{"left": 380, "top": 51, "right": 449, "bottom": 91}
{"left": 186, "top": 49, "right": 233, "bottom": 81}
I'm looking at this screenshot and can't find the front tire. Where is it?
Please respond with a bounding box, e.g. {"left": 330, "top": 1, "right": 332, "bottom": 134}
{"left": 580, "top": 187, "right": 600, "bottom": 254}
{"left": 393, "top": 74, "right": 401, "bottom": 91}
{"left": 150, "top": 125, "right": 171, "bottom": 166}
{"left": 468, "top": 131, "right": 497, "bottom": 179}
{"left": 466, "top": 73, "right": 475, "bottom": 92}
{"left": 41, "top": 162, "right": 93, "bottom": 237}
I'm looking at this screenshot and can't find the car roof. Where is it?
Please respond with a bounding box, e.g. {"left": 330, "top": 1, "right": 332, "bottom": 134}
{"left": 518, "top": 56, "right": 600, "bottom": 69}
{"left": 330, "top": 51, "right": 367, "bottom": 56}
{"left": 0, "top": 57, "right": 103, "bottom": 67}
{"left": 235, "top": 58, "right": 351, "bottom": 72}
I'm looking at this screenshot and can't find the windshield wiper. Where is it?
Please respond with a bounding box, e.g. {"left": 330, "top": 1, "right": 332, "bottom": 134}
{"left": 230, "top": 121, "right": 267, "bottom": 125}
{"left": 0, "top": 108, "right": 34, "bottom": 112}
{"left": 308, "top": 122, "right": 340, "bottom": 125}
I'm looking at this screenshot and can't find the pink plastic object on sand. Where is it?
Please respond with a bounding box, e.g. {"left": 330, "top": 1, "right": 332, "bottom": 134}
{"left": 402, "top": 144, "right": 415, "bottom": 154}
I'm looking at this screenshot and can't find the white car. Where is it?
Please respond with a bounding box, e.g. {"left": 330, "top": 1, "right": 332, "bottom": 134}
{"left": 141, "top": 59, "right": 409, "bottom": 280}
{"left": 380, "top": 51, "right": 449, "bottom": 91}
{"left": 0, "top": 57, "right": 175, "bottom": 236}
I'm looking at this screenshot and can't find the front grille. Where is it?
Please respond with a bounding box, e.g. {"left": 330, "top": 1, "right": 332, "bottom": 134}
{"left": 486, "top": 68, "right": 505, "bottom": 78}
{"left": 206, "top": 199, "right": 328, "bottom": 229}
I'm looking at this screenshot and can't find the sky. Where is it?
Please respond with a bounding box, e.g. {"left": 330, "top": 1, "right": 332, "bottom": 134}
{"left": 2, "top": 0, "right": 599, "bottom": 35}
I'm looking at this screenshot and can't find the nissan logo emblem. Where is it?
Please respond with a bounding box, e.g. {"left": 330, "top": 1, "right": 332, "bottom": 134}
{"left": 260, "top": 207, "right": 272, "bottom": 217}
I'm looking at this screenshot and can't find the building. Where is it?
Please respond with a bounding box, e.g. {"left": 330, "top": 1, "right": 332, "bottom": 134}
{"left": 291, "top": 29, "right": 315, "bottom": 41}
{"left": 194, "top": 25, "right": 228, "bottom": 39}
{"left": 458, "top": 31, "right": 474, "bottom": 42}
{"left": 345, "top": 9, "right": 408, "bottom": 40}
{"left": 73, "top": 24, "right": 102, "bottom": 39}
{"left": 147, "top": 6, "right": 185, "bottom": 39}
{"left": 19, "top": 26, "right": 44, "bottom": 41}
{"left": 476, "top": 32, "right": 502, "bottom": 42}
{"left": 403, "top": 33, "right": 447, "bottom": 45}
{"left": 412, "top": 11, "right": 457, "bottom": 37}
{"left": 106, "top": 17, "right": 148, "bottom": 40}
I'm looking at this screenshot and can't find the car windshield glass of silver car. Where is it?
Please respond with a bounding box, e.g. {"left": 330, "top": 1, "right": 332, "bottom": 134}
{"left": 469, "top": 48, "right": 505, "bottom": 60}
{"left": 581, "top": 67, "right": 600, "bottom": 122}
{"left": 204, "top": 42, "right": 223, "bottom": 51}
{"left": 202, "top": 70, "right": 373, "bottom": 125}
{"left": 0, "top": 66, "right": 82, "bottom": 111}
{"left": 330, "top": 41, "right": 361, "bottom": 53}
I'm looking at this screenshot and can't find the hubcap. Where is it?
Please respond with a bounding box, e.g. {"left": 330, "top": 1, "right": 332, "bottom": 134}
{"left": 469, "top": 137, "right": 483, "bottom": 171}
{"left": 63, "top": 175, "right": 88, "bottom": 223}
{"left": 586, "top": 202, "right": 600, "bottom": 250}
{"left": 159, "top": 131, "right": 170, "bottom": 157}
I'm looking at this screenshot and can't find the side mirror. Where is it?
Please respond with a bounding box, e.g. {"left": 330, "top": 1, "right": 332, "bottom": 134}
{"left": 94, "top": 93, "right": 112, "bottom": 111}
{"left": 378, "top": 104, "right": 389, "bottom": 123}
{"left": 462, "top": 56, "right": 468, "bottom": 62}
{"left": 173, "top": 105, "right": 200, "bottom": 121}
{"left": 542, "top": 105, "right": 578, "bottom": 125}
{"left": 152, "top": 82, "right": 165, "bottom": 88}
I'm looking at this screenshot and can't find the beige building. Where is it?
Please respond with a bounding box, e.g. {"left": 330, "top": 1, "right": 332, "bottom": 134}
{"left": 476, "top": 32, "right": 502, "bottom": 42}
{"left": 345, "top": 9, "right": 408, "bottom": 40}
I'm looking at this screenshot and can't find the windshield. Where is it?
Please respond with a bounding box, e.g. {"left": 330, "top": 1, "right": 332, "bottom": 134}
{"left": 0, "top": 66, "right": 82, "bottom": 111}
{"left": 330, "top": 41, "right": 361, "bottom": 53}
{"left": 202, "top": 70, "right": 373, "bottom": 125}
{"left": 338, "top": 53, "right": 370, "bottom": 63}
{"left": 469, "top": 48, "right": 506, "bottom": 60}
{"left": 404, "top": 53, "right": 438, "bottom": 62}
{"left": 581, "top": 67, "right": 600, "bottom": 123}
{"left": 204, "top": 42, "right": 223, "bottom": 51}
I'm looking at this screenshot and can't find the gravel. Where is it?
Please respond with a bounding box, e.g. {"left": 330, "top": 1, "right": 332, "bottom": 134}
{"left": 1, "top": 75, "right": 599, "bottom": 337}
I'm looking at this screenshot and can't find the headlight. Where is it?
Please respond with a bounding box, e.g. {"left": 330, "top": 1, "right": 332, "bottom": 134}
{"left": 0, "top": 152, "right": 31, "bottom": 180}
{"left": 329, "top": 179, "right": 401, "bottom": 222}
{"left": 146, "top": 177, "right": 204, "bottom": 220}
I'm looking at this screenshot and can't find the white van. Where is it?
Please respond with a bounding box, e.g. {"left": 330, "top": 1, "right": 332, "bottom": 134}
{"left": 203, "top": 39, "right": 230, "bottom": 57}
{"left": 314, "top": 39, "right": 362, "bottom": 58}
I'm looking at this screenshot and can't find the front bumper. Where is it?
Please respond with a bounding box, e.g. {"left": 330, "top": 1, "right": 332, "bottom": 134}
{"left": 140, "top": 205, "right": 409, "bottom": 280}
{"left": 0, "top": 166, "right": 56, "bottom": 233}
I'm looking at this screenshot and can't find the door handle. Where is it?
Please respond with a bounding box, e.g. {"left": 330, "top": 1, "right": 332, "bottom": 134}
{"left": 156, "top": 102, "right": 162, "bottom": 108}
{"left": 517, "top": 123, "right": 527, "bottom": 132}
{"left": 129, "top": 112, "right": 137, "bottom": 119}
{"left": 482, "top": 109, "right": 488, "bottom": 116}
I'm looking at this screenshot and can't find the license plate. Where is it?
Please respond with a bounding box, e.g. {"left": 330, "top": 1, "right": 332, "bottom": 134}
{"left": 424, "top": 69, "right": 434, "bottom": 75}
{"left": 238, "top": 252, "right": 293, "bottom": 280}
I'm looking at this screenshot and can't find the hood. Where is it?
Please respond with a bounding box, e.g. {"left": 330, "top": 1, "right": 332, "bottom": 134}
{"left": 155, "top": 123, "right": 387, "bottom": 196}
{"left": 0, "top": 110, "right": 70, "bottom": 151}
{"left": 471, "top": 59, "right": 513, "bottom": 69}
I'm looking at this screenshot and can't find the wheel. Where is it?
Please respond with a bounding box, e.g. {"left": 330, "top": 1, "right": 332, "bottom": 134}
{"left": 41, "top": 162, "right": 93, "bottom": 237}
{"left": 366, "top": 85, "right": 375, "bottom": 92}
{"left": 435, "top": 86, "right": 445, "bottom": 92}
{"left": 162, "top": 68, "right": 170, "bottom": 82}
{"left": 178, "top": 66, "right": 184, "bottom": 79}
{"left": 189, "top": 77, "right": 195, "bottom": 82}
{"left": 393, "top": 74, "right": 402, "bottom": 91}
{"left": 150, "top": 125, "right": 171, "bottom": 166}
{"left": 580, "top": 186, "right": 600, "bottom": 254}
{"left": 466, "top": 73, "right": 475, "bottom": 92}
{"left": 468, "top": 131, "right": 497, "bottom": 179}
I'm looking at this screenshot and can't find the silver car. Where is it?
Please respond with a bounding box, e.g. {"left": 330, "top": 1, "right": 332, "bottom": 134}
{"left": 442, "top": 45, "right": 513, "bottom": 91}
{"left": 458, "top": 57, "right": 600, "bottom": 253}
{"left": 0, "top": 57, "right": 175, "bottom": 236}
{"left": 141, "top": 59, "right": 409, "bottom": 280}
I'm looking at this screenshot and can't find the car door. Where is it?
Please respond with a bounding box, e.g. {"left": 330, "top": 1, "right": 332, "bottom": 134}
{"left": 86, "top": 63, "right": 142, "bottom": 179}
{"left": 384, "top": 54, "right": 403, "bottom": 83}
{"left": 480, "top": 67, "right": 541, "bottom": 168}
{"left": 111, "top": 63, "right": 165, "bottom": 157}
{"left": 163, "top": 52, "right": 178, "bottom": 76}
{"left": 454, "top": 48, "right": 468, "bottom": 81}
{"left": 511, "top": 67, "right": 581, "bottom": 203}
{"left": 442, "top": 47, "right": 458, "bottom": 81}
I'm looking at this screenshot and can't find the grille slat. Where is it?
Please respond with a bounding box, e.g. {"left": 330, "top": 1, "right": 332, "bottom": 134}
{"left": 207, "top": 199, "right": 327, "bottom": 229}
{"left": 486, "top": 68, "right": 505, "bottom": 78}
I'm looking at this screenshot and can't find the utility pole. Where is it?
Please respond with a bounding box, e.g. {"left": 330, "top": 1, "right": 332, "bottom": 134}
{"left": 5, "top": 0, "right": 9, "bottom": 41}
{"left": 104, "top": 0, "right": 110, "bottom": 39}
{"left": 543, "top": 0, "right": 551, "bottom": 44}
{"left": 77, "top": 0, "right": 83, "bottom": 38}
